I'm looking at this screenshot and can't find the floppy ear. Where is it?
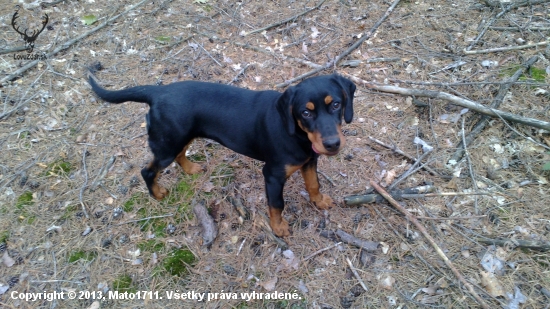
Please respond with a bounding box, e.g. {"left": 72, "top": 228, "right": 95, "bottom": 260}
{"left": 333, "top": 74, "right": 356, "bottom": 123}
{"left": 277, "top": 86, "right": 296, "bottom": 135}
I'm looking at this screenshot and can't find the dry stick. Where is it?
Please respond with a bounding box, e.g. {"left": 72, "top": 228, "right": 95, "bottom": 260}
{"left": 368, "top": 136, "right": 439, "bottom": 176}
{"left": 387, "top": 149, "right": 432, "bottom": 191}
{"left": 489, "top": 26, "right": 550, "bottom": 31}
{"left": 244, "top": 0, "right": 326, "bottom": 36}
{"left": 275, "top": 0, "right": 401, "bottom": 88}
{"left": 345, "top": 257, "right": 369, "bottom": 292}
{"left": 227, "top": 63, "right": 254, "bottom": 85}
{"left": 304, "top": 242, "right": 342, "bottom": 261}
{"left": 115, "top": 214, "right": 174, "bottom": 226}
{"left": 370, "top": 180, "right": 490, "bottom": 309}
{"left": 343, "top": 73, "right": 550, "bottom": 131}
{"left": 450, "top": 55, "right": 539, "bottom": 162}
{"left": 79, "top": 146, "right": 90, "bottom": 219}
{"left": 461, "top": 117, "right": 479, "bottom": 215}
{"left": 0, "top": 0, "right": 150, "bottom": 85}
{"left": 481, "top": 0, "right": 550, "bottom": 9}
{"left": 464, "top": 40, "right": 549, "bottom": 55}
{"left": 417, "top": 215, "right": 487, "bottom": 220}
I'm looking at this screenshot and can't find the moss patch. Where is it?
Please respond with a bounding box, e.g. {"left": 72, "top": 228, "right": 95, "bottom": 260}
{"left": 162, "top": 248, "right": 196, "bottom": 276}
{"left": 41, "top": 160, "right": 73, "bottom": 177}
{"left": 68, "top": 250, "right": 97, "bottom": 263}
{"left": 123, "top": 192, "right": 149, "bottom": 212}
{"left": 500, "top": 65, "right": 547, "bottom": 83}
{"left": 113, "top": 274, "right": 136, "bottom": 293}
{"left": 0, "top": 231, "right": 9, "bottom": 243}
{"left": 137, "top": 239, "right": 166, "bottom": 253}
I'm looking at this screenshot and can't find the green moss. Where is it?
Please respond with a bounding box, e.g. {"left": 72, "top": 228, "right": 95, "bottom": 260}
{"left": 42, "top": 160, "right": 73, "bottom": 177}
{"left": 0, "top": 231, "right": 9, "bottom": 243}
{"left": 211, "top": 163, "right": 234, "bottom": 187}
{"left": 113, "top": 274, "right": 136, "bottom": 293}
{"left": 165, "top": 178, "right": 195, "bottom": 204}
{"left": 16, "top": 191, "right": 33, "bottom": 210}
{"left": 61, "top": 204, "right": 79, "bottom": 220}
{"left": 123, "top": 192, "right": 149, "bottom": 212}
{"left": 68, "top": 250, "right": 97, "bottom": 263}
{"left": 163, "top": 248, "right": 196, "bottom": 276}
{"left": 138, "top": 240, "right": 165, "bottom": 253}
{"left": 500, "top": 65, "right": 547, "bottom": 83}
{"left": 155, "top": 35, "right": 171, "bottom": 43}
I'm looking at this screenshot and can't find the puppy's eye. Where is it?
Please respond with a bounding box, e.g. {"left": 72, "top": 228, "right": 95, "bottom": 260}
{"left": 331, "top": 102, "right": 341, "bottom": 110}
{"left": 302, "top": 110, "right": 312, "bottom": 118}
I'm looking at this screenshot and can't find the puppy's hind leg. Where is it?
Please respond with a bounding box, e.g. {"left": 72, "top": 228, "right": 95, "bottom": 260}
{"left": 175, "top": 139, "right": 202, "bottom": 175}
{"left": 141, "top": 157, "right": 173, "bottom": 200}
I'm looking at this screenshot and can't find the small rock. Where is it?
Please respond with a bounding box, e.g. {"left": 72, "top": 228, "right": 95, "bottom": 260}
{"left": 117, "top": 185, "right": 128, "bottom": 195}
{"left": 223, "top": 264, "right": 237, "bottom": 276}
{"left": 27, "top": 180, "right": 40, "bottom": 189}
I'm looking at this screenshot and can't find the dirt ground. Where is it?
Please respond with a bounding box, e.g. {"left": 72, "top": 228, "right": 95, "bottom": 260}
{"left": 1, "top": 0, "right": 550, "bottom": 308}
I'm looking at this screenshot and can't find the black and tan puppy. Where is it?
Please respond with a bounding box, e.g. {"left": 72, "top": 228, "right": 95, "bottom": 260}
{"left": 89, "top": 74, "right": 355, "bottom": 237}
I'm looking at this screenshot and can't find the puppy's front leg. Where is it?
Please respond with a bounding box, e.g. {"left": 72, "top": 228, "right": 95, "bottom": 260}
{"left": 300, "top": 158, "right": 335, "bottom": 210}
{"left": 263, "top": 165, "right": 290, "bottom": 237}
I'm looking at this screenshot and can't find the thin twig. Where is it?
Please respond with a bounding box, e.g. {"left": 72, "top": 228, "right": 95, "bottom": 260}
{"left": 417, "top": 215, "right": 487, "bottom": 220}
{"left": 370, "top": 180, "right": 490, "bottom": 309}
{"left": 90, "top": 155, "right": 116, "bottom": 191}
{"left": 304, "top": 242, "right": 342, "bottom": 261}
{"left": 193, "top": 39, "right": 224, "bottom": 67}
{"left": 115, "top": 214, "right": 174, "bottom": 226}
{"left": 79, "top": 146, "right": 90, "bottom": 219}
{"left": 461, "top": 118, "right": 479, "bottom": 214}
{"left": 345, "top": 257, "right": 369, "bottom": 292}
{"left": 343, "top": 73, "right": 550, "bottom": 131}
{"left": 368, "top": 136, "right": 440, "bottom": 176}
{"left": 388, "top": 149, "right": 432, "bottom": 191}
{"left": 1, "top": 0, "right": 151, "bottom": 85}
{"left": 489, "top": 26, "right": 550, "bottom": 31}
{"left": 464, "top": 40, "right": 549, "bottom": 55}
{"left": 227, "top": 63, "right": 254, "bottom": 85}
{"left": 245, "top": 0, "right": 326, "bottom": 36}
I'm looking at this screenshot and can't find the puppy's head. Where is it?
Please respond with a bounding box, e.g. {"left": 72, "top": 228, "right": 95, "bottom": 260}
{"left": 277, "top": 74, "right": 356, "bottom": 156}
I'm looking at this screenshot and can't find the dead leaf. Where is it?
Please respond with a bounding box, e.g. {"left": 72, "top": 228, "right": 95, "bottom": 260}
{"left": 480, "top": 271, "right": 505, "bottom": 297}
{"left": 379, "top": 275, "right": 395, "bottom": 290}
{"left": 259, "top": 277, "right": 277, "bottom": 291}
{"left": 2, "top": 251, "right": 15, "bottom": 267}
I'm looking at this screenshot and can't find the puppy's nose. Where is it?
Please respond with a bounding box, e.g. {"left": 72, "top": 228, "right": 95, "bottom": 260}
{"left": 322, "top": 137, "right": 340, "bottom": 152}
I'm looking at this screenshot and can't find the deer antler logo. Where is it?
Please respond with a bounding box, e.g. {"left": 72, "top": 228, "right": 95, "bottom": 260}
{"left": 11, "top": 6, "right": 49, "bottom": 53}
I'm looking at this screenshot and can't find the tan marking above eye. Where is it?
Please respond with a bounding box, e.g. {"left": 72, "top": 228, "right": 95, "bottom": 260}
{"left": 306, "top": 102, "right": 315, "bottom": 110}
{"left": 324, "top": 95, "right": 333, "bottom": 105}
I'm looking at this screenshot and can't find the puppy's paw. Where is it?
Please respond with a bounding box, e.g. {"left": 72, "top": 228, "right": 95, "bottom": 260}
{"left": 185, "top": 162, "right": 202, "bottom": 175}
{"left": 271, "top": 218, "right": 291, "bottom": 237}
{"left": 152, "top": 185, "right": 169, "bottom": 200}
{"left": 312, "top": 194, "right": 335, "bottom": 210}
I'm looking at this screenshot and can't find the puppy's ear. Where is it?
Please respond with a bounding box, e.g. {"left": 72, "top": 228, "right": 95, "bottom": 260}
{"left": 333, "top": 74, "right": 356, "bottom": 123}
{"left": 277, "top": 86, "right": 296, "bottom": 135}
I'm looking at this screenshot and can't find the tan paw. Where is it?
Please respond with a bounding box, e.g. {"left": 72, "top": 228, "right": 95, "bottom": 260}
{"left": 152, "top": 185, "right": 168, "bottom": 200}
{"left": 271, "top": 218, "right": 291, "bottom": 237}
{"left": 311, "top": 194, "right": 335, "bottom": 210}
{"left": 184, "top": 162, "right": 202, "bottom": 175}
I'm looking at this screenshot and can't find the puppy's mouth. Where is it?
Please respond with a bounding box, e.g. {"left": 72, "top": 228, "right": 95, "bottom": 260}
{"left": 312, "top": 144, "right": 339, "bottom": 156}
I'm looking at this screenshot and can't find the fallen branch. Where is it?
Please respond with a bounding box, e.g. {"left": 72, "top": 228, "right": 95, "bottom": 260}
{"left": 370, "top": 180, "right": 490, "bottom": 309}
{"left": 489, "top": 26, "right": 550, "bottom": 31}
{"left": 450, "top": 55, "right": 539, "bottom": 162}
{"left": 368, "top": 136, "right": 440, "bottom": 176}
{"left": 115, "top": 214, "right": 174, "bottom": 226}
{"left": 79, "top": 146, "right": 90, "bottom": 219}
{"left": 255, "top": 211, "right": 289, "bottom": 250}
{"left": 477, "top": 237, "right": 550, "bottom": 251}
{"left": 89, "top": 155, "right": 116, "bottom": 191}
{"left": 227, "top": 63, "right": 254, "bottom": 85}
{"left": 343, "top": 73, "right": 550, "bottom": 131}
{"left": 335, "top": 229, "right": 379, "bottom": 251}
{"left": 193, "top": 200, "right": 218, "bottom": 248}
{"left": 344, "top": 185, "right": 435, "bottom": 206}
{"left": 1, "top": 0, "right": 150, "bottom": 85}
{"left": 346, "top": 257, "right": 369, "bottom": 292}
{"left": 464, "top": 40, "right": 549, "bottom": 55}
{"left": 304, "top": 242, "right": 342, "bottom": 261}
{"left": 275, "top": 0, "right": 401, "bottom": 88}
{"left": 244, "top": 0, "right": 326, "bottom": 36}
{"left": 481, "top": 0, "right": 550, "bottom": 9}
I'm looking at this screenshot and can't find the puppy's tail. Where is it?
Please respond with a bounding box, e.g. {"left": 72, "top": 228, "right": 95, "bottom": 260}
{"left": 88, "top": 76, "right": 154, "bottom": 105}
